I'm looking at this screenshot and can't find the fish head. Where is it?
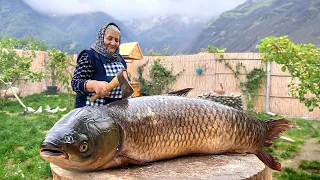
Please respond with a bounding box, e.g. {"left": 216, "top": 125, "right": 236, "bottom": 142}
{"left": 40, "top": 107, "right": 119, "bottom": 171}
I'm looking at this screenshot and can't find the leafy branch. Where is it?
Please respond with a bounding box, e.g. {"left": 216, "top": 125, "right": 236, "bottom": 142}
{"left": 137, "top": 59, "right": 183, "bottom": 96}
{"left": 257, "top": 35, "right": 319, "bottom": 111}
{"left": 0, "top": 42, "right": 44, "bottom": 88}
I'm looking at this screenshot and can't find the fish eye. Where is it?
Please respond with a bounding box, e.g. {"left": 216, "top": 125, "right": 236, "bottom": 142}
{"left": 79, "top": 141, "right": 88, "bottom": 153}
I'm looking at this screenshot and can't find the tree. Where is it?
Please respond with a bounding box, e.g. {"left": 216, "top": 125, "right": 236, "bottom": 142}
{"left": 47, "top": 48, "right": 75, "bottom": 110}
{"left": 257, "top": 35, "right": 320, "bottom": 111}
{"left": 201, "top": 45, "right": 226, "bottom": 53}
{"left": 0, "top": 36, "right": 44, "bottom": 103}
{"left": 0, "top": 35, "right": 48, "bottom": 51}
{"left": 145, "top": 46, "right": 170, "bottom": 56}
{"left": 14, "top": 36, "right": 48, "bottom": 51}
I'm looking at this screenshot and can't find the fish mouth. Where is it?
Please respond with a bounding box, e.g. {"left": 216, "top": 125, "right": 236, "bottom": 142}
{"left": 40, "top": 145, "right": 69, "bottom": 159}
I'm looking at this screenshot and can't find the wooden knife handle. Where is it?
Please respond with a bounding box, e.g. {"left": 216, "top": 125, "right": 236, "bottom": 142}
{"left": 89, "top": 77, "right": 120, "bottom": 102}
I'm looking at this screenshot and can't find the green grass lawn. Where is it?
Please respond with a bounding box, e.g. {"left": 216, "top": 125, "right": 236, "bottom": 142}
{"left": 0, "top": 93, "right": 319, "bottom": 179}
{"left": 266, "top": 118, "right": 320, "bottom": 161}
{"left": 270, "top": 122, "right": 320, "bottom": 179}
{"left": 0, "top": 93, "right": 75, "bottom": 179}
{"left": 251, "top": 112, "right": 320, "bottom": 179}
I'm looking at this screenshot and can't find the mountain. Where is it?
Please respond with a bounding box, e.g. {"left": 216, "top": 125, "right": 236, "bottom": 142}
{"left": 0, "top": 0, "right": 71, "bottom": 49}
{"left": 50, "top": 13, "right": 137, "bottom": 51}
{"left": 125, "top": 15, "right": 207, "bottom": 55}
{"left": 0, "top": 0, "right": 207, "bottom": 55}
{"left": 184, "top": 0, "right": 320, "bottom": 53}
{"left": 0, "top": 0, "right": 136, "bottom": 53}
{"left": 4, "top": 0, "right": 319, "bottom": 55}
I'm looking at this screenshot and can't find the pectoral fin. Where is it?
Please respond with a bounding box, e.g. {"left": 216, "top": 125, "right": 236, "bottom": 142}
{"left": 97, "top": 155, "right": 149, "bottom": 169}
{"left": 119, "top": 155, "right": 151, "bottom": 166}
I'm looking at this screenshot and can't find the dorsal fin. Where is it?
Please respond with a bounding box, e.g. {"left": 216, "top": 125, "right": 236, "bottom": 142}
{"left": 166, "top": 88, "right": 194, "bottom": 97}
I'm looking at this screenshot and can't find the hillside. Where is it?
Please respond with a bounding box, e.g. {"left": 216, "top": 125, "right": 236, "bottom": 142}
{"left": 125, "top": 15, "right": 207, "bottom": 54}
{"left": 0, "top": 0, "right": 135, "bottom": 53}
{"left": 184, "top": 0, "right": 320, "bottom": 53}
{"left": 0, "top": 0, "right": 72, "bottom": 49}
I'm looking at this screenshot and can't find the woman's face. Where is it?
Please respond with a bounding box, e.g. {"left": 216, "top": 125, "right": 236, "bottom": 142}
{"left": 104, "top": 29, "right": 120, "bottom": 54}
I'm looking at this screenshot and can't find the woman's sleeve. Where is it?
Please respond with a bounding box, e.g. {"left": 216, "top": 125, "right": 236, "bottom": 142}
{"left": 71, "top": 52, "right": 94, "bottom": 95}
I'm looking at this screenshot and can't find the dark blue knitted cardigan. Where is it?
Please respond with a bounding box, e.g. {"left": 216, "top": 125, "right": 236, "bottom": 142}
{"left": 71, "top": 49, "right": 127, "bottom": 108}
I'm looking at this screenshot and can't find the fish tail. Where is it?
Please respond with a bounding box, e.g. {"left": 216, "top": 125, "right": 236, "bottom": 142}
{"left": 256, "top": 118, "right": 295, "bottom": 171}
{"left": 265, "top": 118, "right": 296, "bottom": 146}
{"left": 256, "top": 149, "right": 281, "bottom": 171}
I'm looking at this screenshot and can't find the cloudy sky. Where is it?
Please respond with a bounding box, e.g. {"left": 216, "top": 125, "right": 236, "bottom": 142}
{"left": 23, "top": 0, "right": 247, "bottom": 20}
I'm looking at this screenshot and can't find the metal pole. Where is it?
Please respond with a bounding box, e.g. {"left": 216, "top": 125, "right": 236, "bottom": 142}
{"left": 266, "top": 61, "right": 275, "bottom": 116}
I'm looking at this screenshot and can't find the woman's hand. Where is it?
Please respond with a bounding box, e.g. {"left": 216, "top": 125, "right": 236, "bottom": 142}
{"left": 93, "top": 81, "right": 110, "bottom": 97}
{"left": 85, "top": 80, "right": 110, "bottom": 97}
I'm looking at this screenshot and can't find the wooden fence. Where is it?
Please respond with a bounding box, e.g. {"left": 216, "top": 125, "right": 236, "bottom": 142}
{"left": 129, "top": 53, "right": 320, "bottom": 119}
{"left": 4, "top": 50, "right": 320, "bottom": 119}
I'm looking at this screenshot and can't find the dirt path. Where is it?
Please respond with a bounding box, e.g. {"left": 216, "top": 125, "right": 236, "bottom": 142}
{"left": 282, "top": 138, "right": 320, "bottom": 169}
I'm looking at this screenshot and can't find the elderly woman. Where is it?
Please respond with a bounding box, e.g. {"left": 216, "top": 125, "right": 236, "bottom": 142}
{"left": 71, "top": 22, "right": 128, "bottom": 108}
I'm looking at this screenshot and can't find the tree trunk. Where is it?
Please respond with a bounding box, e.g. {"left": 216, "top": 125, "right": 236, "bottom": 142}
{"left": 51, "top": 154, "right": 272, "bottom": 180}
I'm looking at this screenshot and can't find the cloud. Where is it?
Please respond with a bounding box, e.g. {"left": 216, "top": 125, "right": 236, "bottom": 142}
{"left": 23, "top": 0, "right": 247, "bottom": 20}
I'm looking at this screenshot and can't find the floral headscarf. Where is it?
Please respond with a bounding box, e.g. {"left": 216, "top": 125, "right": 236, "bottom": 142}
{"left": 90, "top": 22, "right": 121, "bottom": 61}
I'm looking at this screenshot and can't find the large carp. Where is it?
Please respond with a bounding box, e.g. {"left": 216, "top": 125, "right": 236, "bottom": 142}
{"left": 40, "top": 95, "right": 294, "bottom": 171}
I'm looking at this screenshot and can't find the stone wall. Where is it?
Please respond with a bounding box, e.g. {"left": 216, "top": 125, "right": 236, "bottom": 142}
{"left": 199, "top": 92, "right": 243, "bottom": 111}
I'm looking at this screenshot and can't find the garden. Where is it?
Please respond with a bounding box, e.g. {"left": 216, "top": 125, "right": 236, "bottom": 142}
{"left": 0, "top": 36, "right": 319, "bottom": 179}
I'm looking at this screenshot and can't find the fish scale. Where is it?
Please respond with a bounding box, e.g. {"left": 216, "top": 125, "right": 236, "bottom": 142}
{"left": 114, "top": 96, "right": 266, "bottom": 162}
